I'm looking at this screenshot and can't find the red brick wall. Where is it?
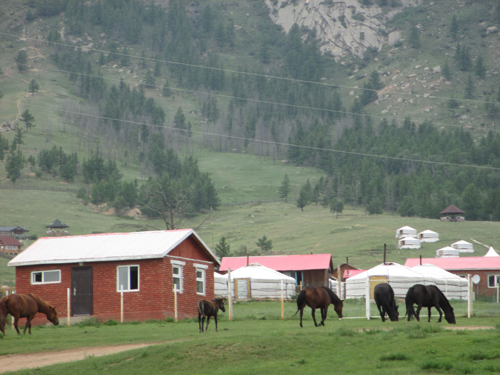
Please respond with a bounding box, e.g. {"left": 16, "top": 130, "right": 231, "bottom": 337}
{"left": 447, "top": 269, "right": 500, "bottom": 297}
{"left": 14, "top": 237, "right": 216, "bottom": 326}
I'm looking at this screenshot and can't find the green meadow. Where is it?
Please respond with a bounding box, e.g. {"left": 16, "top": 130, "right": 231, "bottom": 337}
{"left": 0, "top": 303, "right": 499, "bottom": 375}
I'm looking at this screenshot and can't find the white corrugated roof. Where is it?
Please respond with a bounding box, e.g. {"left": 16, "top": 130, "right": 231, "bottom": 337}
{"left": 9, "top": 229, "right": 219, "bottom": 267}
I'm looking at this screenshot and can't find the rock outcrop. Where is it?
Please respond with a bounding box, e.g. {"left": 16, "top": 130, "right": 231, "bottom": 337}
{"left": 265, "top": 0, "right": 423, "bottom": 58}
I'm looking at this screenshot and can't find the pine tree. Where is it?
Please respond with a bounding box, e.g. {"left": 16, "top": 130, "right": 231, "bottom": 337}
{"left": 154, "top": 60, "right": 161, "bottom": 77}
{"left": 215, "top": 236, "right": 231, "bottom": 258}
{"left": 279, "top": 174, "right": 291, "bottom": 201}
{"left": 144, "top": 69, "right": 156, "bottom": 88}
{"left": 447, "top": 95, "right": 460, "bottom": 117}
{"left": 408, "top": 25, "right": 420, "bottom": 49}
{"left": 28, "top": 79, "right": 39, "bottom": 95}
{"left": 475, "top": 56, "right": 486, "bottom": 79}
{"left": 442, "top": 60, "right": 452, "bottom": 81}
{"left": 255, "top": 235, "right": 273, "bottom": 252}
{"left": 15, "top": 50, "right": 28, "bottom": 72}
{"left": 19, "top": 109, "right": 35, "bottom": 131}
{"left": 464, "top": 74, "right": 474, "bottom": 99}
{"left": 450, "top": 15, "right": 458, "bottom": 40}
{"left": 162, "top": 81, "right": 171, "bottom": 97}
{"left": 173, "top": 106, "right": 185, "bottom": 130}
{"left": 6, "top": 150, "right": 24, "bottom": 183}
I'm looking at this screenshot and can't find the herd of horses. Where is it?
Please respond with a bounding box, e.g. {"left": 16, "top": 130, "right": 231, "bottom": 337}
{"left": 0, "top": 283, "right": 455, "bottom": 336}
{"left": 293, "top": 283, "right": 455, "bottom": 327}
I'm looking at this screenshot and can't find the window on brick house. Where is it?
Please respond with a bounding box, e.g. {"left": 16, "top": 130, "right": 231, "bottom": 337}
{"left": 194, "top": 264, "right": 208, "bottom": 295}
{"left": 117, "top": 265, "right": 139, "bottom": 292}
{"left": 31, "top": 270, "right": 61, "bottom": 284}
{"left": 488, "top": 274, "right": 500, "bottom": 288}
{"left": 171, "top": 260, "right": 185, "bottom": 293}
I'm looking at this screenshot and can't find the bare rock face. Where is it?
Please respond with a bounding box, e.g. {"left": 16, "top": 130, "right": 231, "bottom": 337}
{"left": 265, "top": 0, "right": 422, "bottom": 59}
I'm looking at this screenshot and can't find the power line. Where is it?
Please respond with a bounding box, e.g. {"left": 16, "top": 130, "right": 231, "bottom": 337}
{"left": 1, "top": 30, "right": 498, "bottom": 106}
{"left": 1, "top": 61, "right": 491, "bottom": 133}
{"left": 3, "top": 98, "right": 500, "bottom": 172}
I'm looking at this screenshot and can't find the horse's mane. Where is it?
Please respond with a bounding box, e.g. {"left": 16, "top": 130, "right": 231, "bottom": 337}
{"left": 429, "top": 286, "right": 453, "bottom": 311}
{"left": 28, "top": 293, "right": 56, "bottom": 313}
{"left": 321, "top": 286, "right": 341, "bottom": 305}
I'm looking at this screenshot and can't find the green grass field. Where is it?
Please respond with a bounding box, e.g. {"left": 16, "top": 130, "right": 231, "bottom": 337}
{"left": 0, "top": 302, "right": 499, "bottom": 375}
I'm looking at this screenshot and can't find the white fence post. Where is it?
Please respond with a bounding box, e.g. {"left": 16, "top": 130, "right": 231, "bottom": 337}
{"left": 365, "top": 275, "right": 370, "bottom": 320}
{"left": 67, "top": 288, "right": 71, "bottom": 326}
{"left": 174, "top": 284, "right": 178, "bottom": 323}
{"left": 227, "top": 268, "right": 233, "bottom": 321}
{"left": 280, "top": 280, "right": 284, "bottom": 320}
{"left": 467, "top": 274, "right": 472, "bottom": 318}
{"left": 120, "top": 287, "right": 124, "bottom": 323}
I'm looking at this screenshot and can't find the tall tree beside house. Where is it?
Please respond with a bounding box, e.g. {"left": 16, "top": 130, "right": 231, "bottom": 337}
{"left": 279, "top": 174, "right": 291, "bottom": 202}
{"left": 215, "top": 236, "right": 231, "bottom": 258}
{"left": 19, "top": 109, "right": 35, "bottom": 131}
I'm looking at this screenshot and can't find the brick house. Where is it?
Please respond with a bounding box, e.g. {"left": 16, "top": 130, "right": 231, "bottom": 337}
{"left": 8, "top": 229, "right": 220, "bottom": 325}
{"left": 405, "top": 253, "right": 500, "bottom": 297}
{"left": 0, "top": 236, "right": 24, "bottom": 255}
{"left": 219, "top": 254, "right": 333, "bottom": 287}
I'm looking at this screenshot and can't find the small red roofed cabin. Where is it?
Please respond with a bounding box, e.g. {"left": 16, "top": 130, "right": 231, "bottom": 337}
{"left": 8, "top": 229, "right": 219, "bottom": 326}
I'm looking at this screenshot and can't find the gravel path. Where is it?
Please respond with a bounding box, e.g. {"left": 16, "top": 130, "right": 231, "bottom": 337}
{"left": 0, "top": 343, "right": 159, "bottom": 373}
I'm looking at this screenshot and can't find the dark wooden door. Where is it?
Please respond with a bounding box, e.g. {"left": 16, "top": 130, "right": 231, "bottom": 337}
{"left": 71, "top": 267, "right": 93, "bottom": 316}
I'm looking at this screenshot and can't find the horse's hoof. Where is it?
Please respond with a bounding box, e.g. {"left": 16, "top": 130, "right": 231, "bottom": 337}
{"left": 339, "top": 318, "right": 342, "bottom": 321}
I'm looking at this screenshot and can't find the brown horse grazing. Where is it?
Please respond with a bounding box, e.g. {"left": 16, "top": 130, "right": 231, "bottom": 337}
{"left": 294, "top": 286, "right": 343, "bottom": 327}
{"left": 0, "top": 304, "right": 6, "bottom": 336}
{"left": 197, "top": 297, "right": 225, "bottom": 333}
{"left": 0, "top": 294, "right": 59, "bottom": 334}
{"left": 406, "top": 284, "right": 456, "bottom": 324}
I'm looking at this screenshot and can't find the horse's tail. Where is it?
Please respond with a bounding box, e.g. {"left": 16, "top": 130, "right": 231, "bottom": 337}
{"left": 405, "top": 292, "right": 415, "bottom": 320}
{"left": 293, "top": 290, "right": 307, "bottom": 316}
{"left": 197, "top": 300, "right": 204, "bottom": 317}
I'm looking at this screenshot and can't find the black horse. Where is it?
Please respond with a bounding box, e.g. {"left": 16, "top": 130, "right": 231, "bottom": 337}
{"left": 294, "top": 286, "right": 343, "bottom": 327}
{"left": 405, "top": 284, "right": 456, "bottom": 324}
{"left": 374, "top": 283, "right": 399, "bottom": 322}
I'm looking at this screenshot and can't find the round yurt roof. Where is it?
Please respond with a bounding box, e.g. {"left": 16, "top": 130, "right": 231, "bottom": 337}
{"left": 419, "top": 229, "right": 438, "bottom": 235}
{"left": 347, "top": 262, "right": 422, "bottom": 280}
{"left": 437, "top": 246, "right": 457, "bottom": 251}
{"left": 399, "top": 236, "right": 420, "bottom": 242}
{"left": 484, "top": 246, "right": 500, "bottom": 257}
{"left": 397, "top": 226, "right": 416, "bottom": 232}
{"left": 412, "top": 264, "right": 466, "bottom": 282}
{"left": 229, "top": 263, "right": 295, "bottom": 281}
{"left": 452, "top": 240, "right": 472, "bottom": 246}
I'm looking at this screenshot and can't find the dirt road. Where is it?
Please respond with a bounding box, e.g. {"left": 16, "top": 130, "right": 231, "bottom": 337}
{"left": 0, "top": 343, "right": 159, "bottom": 373}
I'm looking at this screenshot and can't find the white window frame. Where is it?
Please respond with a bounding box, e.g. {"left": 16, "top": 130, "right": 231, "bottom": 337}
{"left": 194, "top": 264, "right": 208, "bottom": 296}
{"left": 31, "top": 270, "right": 61, "bottom": 285}
{"left": 116, "top": 265, "right": 140, "bottom": 292}
{"left": 488, "top": 274, "right": 500, "bottom": 288}
{"left": 171, "top": 260, "right": 186, "bottom": 293}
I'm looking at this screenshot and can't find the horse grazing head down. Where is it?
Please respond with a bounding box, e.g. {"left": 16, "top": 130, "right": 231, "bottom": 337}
{"left": 46, "top": 305, "right": 59, "bottom": 326}
{"left": 322, "top": 287, "right": 343, "bottom": 319}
